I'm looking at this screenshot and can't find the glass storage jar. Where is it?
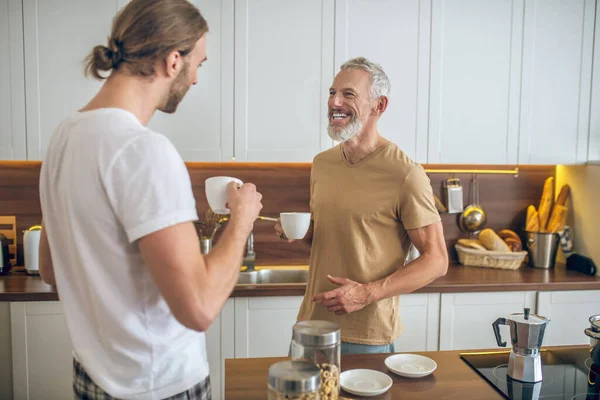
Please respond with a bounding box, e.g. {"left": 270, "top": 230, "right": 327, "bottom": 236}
{"left": 290, "top": 320, "right": 341, "bottom": 400}
{"left": 268, "top": 360, "right": 321, "bottom": 400}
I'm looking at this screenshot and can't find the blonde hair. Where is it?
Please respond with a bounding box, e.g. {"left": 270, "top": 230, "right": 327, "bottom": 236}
{"left": 85, "top": 0, "right": 208, "bottom": 80}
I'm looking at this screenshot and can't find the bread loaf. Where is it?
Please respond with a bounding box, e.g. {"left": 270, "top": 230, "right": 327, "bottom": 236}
{"left": 457, "top": 238, "right": 487, "bottom": 251}
{"left": 537, "top": 177, "right": 554, "bottom": 231}
{"left": 479, "top": 228, "right": 512, "bottom": 252}
{"left": 546, "top": 204, "right": 568, "bottom": 233}
{"left": 497, "top": 229, "right": 523, "bottom": 252}
{"left": 525, "top": 205, "right": 540, "bottom": 232}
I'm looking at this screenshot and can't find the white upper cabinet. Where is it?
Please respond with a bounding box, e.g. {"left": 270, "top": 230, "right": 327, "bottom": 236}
{"left": 518, "top": 0, "right": 595, "bottom": 165}
{"left": 23, "top": 0, "right": 231, "bottom": 162}
{"left": 233, "top": 0, "right": 334, "bottom": 162}
{"left": 428, "top": 0, "right": 523, "bottom": 164}
{"left": 334, "top": 0, "right": 430, "bottom": 163}
{"left": 148, "top": 0, "right": 234, "bottom": 162}
{"left": 587, "top": 0, "right": 600, "bottom": 164}
{"left": 0, "top": 0, "right": 27, "bottom": 160}
{"left": 22, "top": 0, "right": 128, "bottom": 160}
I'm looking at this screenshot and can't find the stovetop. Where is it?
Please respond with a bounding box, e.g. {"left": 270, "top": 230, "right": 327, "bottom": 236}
{"left": 460, "top": 347, "right": 599, "bottom": 399}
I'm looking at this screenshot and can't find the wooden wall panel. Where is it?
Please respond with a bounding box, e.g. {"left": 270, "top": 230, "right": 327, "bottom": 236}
{"left": 0, "top": 162, "right": 554, "bottom": 266}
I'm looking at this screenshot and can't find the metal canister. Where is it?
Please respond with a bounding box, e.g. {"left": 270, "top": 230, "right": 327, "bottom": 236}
{"left": 526, "top": 231, "right": 560, "bottom": 269}
{"left": 268, "top": 360, "right": 321, "bottom": 400}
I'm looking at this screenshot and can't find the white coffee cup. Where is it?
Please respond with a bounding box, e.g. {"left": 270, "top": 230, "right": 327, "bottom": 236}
{"left": 280, "top": 212, "right": 311, "bottom": 240}
{"left": 205, "top": 176, "right": 243, "bottom": 214}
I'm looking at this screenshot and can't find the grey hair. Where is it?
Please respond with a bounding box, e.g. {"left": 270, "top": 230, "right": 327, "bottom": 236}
{"left": 340, "top": 57, "right": 391, "bottom": 100}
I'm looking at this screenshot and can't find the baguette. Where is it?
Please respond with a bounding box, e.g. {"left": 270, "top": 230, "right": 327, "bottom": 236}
{"left": 555, "top": 184, "right": 570, "bottom": 206}
{"left": 479, "top": 228, "right": 512, "bottom": 252}
{"left": 457, "top": 238, "right": 487, "bottom": 251}
{"left": 537, "top": 177, "right": 554, "bottom": 231}
{"left": 525, "top": 205, "right": 540, "bottom": 232}
{"left": 547, "top": 204, "right": 568, "bottom": 233}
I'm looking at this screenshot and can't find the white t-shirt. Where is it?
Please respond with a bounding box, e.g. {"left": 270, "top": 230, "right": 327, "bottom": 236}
{"left": 39, "top": 108, "right": 208, "bottom": 399}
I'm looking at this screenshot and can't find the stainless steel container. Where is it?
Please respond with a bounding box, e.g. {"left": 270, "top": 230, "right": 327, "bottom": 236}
{"left": 586, "top": 314, "right": 600, "bottom": 347}
{"left": 526, "top": 231, "right": 560, "bottom": 269}
{"left": 268, "top": 360, "right": 321, "bottom": 400}
{"left": 200, "top": 238, "right": 212, "bottom": 255}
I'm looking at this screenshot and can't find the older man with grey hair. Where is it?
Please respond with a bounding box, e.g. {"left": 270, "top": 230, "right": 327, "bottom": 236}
{"left": 276, "top": 57, "right": 448, "bottom": 354}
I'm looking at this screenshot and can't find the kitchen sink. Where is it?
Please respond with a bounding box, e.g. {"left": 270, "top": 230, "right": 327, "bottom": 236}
{"left": 236, "top": 269, "right": 308, "bottom": 285}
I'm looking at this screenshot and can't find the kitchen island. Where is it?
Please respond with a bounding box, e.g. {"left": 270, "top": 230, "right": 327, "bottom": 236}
{"left": 225, "top": 345, "right": 593, "bottom": 399}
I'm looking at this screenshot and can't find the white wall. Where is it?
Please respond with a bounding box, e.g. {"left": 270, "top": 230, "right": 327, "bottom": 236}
{"left": 555, "top": 164, "right": 600, "bottom": 275}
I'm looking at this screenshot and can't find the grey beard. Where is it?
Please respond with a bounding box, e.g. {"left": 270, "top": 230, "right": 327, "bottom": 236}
{"left": 327, "top": 116, "right": 363, "bottom": 142}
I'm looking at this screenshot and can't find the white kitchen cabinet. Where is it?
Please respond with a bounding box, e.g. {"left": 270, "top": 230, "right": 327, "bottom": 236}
{"left": 22, "top": 0, "right": 128, "bottom": 160}
{"left": 588, "top": 0, "right": 600, "bottom": 163}
{"left": 205, "top": 299, "right": 235, "bottom": 400}
{"left": 233, "top": 0, "right": 334, "bottom": 162}
{"left": 394, "top": 293, "right": 440, "bottom": 352}
{"left": 428, "top": 0, "right": 523, "bottom": 164}
{"left": 22, "top": 0, "right": 231, "bottom": 162}
{"left": 234, "top": 296, "right": 303, "bottom": 358}
{"left": 0, "top": 0, "right": 27, "bottom": 160}
{"left": 439, "top": 291, "right": 536, "bottom": 351}
{"left": 334, "top": 0, "right": 430, "bottom": 163}
{"left": 518, "top": 0, "right": 595, "bottom": 165}
{"left": 10, "top": 301, "right": 72, "bottom": 400}
{"left": 147, "top": 0, "right": 235, "bottom": 162}
{"left": 0, "top": 303, "right": 13, "bottom": 400}
{"left": 536, "top": 290, "right": 600, "bottom": 346}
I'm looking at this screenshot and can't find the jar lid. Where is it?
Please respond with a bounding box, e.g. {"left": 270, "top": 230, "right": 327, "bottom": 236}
{"left": 268, "top": 360, "right": 320, "bottom": 394}
{"left": 293, "top": 320, "right": 340, "bottom": 347}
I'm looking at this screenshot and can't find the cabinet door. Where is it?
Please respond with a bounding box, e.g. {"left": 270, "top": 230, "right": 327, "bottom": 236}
{"left": 394, "top": 293, "right": 440, "bottom": 351}
{"left": 334, "top": 0, "right": 430, "bottom": 163}
{"left": 0, "top": 0, "right": 27, "bottom": 160}
{"left": 428, "top": 0, "right": 523, "bottom": 164}
{"left": 23, "top": 0, "right": 128, "bottom": 160}
{"left": 233, "top": 0, "right": 334, "bottom": 162}
{"left": 439, "top": 291, "right": 536, "bottom": 351}
{"left": 11, "top": 302, "right": 72, "bottom": 400}
{"left": 518, "top": 0, "right": 595, "bottom": 164}
{"left": 0, "top": 303, "right": 13, "bottom": 400}
{"left": 205, "top": 299, "right": 234, "bottom": 400}
{"left": 234, "top": 296, "right": 303, "bottom": 358}
{"left": 588, "top": 0, "right": 600, "bottom": 163}
{"left": 537, "top": 290, "right": 600, "bottom": 346}
{"left": 147, "top": 0, "right": 234, "bottom": 162}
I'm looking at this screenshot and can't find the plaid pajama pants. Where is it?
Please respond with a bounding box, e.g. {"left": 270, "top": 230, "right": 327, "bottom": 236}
{"left": 73, "top": 358, "right": 212, "bottom": 400}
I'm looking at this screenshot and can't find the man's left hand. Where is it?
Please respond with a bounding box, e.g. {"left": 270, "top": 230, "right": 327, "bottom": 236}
{"left": 312, "top": 275, "right": 374, "bottom": 315}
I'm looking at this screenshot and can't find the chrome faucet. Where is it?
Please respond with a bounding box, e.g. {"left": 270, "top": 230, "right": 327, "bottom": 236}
{"left": 243, "top": 232, "right": 256, "bottom": 272}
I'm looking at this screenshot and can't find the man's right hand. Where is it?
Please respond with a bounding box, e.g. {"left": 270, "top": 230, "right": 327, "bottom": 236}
{"left": 226, "top": 181, "right": 263, "bottom": 232}
{"left": 274, "top": 218, "right": 295, "bottom": 243}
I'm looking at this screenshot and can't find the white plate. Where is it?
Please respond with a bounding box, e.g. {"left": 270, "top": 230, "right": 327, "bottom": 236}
{"left": 384, "top": 354, "right": 437, "bottom": 378}
{"left": 340, "top": 369, "right": 393, "bottom": 397}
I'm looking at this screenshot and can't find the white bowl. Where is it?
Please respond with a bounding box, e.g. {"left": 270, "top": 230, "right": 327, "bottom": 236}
{"left": 384, "top": 354, "right": 437, "bottom": 378}
{"left": 340, "top": 369, "right": 392, "bottom": 397}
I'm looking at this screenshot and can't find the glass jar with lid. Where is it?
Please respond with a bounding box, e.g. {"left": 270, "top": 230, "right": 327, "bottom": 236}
{"left": 268, "top": 360, "right": 321, "bottom": 400}
{"left": 290, "top": 320, "right": 341, "bottom": 400}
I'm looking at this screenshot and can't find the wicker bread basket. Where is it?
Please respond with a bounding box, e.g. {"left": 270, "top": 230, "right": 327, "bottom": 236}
{"left": 454, "top": 244, "right": 527, "bottom": 270}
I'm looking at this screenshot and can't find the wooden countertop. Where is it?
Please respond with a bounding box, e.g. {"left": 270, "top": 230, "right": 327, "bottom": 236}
{"left": 2, "top": 263, "right": 599, "bottom": 301}
{"left": 224, "top": 345, "right": 590, "bottom": 400}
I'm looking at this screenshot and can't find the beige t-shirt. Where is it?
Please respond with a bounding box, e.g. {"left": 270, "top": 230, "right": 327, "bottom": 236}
{"left": 296, "top": 142, "right": 441, "bottom": 345}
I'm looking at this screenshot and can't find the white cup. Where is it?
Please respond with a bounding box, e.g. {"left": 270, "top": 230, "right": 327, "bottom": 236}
{"left": 205, "top": 176, "right": 243, "bottom": 214}
{"left": 280, "top": 212, "right": 311, "bottom": 240}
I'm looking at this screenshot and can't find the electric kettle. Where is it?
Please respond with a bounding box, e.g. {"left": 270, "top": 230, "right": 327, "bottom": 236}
{"left": 23, "top": 225, "right": 41, "bottom": 276}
